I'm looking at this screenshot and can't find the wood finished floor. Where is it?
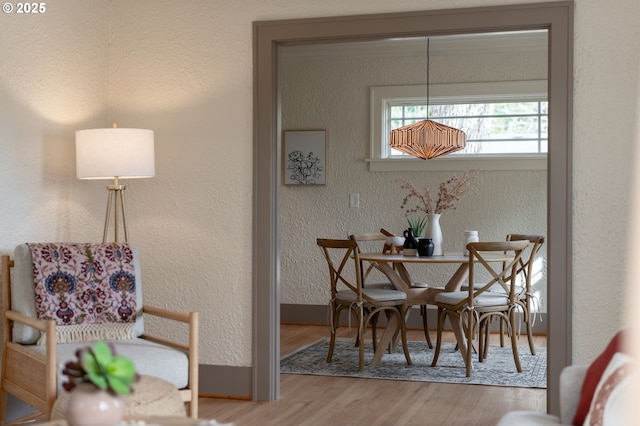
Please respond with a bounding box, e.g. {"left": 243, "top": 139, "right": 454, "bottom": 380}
{"left": 198, "top": 324, "right": 547, "bottom": 426}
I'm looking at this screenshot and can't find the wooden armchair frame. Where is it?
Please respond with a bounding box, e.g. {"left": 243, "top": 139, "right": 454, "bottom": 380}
{"left": 0, "top": 254, "right": 199, "bottom": 422}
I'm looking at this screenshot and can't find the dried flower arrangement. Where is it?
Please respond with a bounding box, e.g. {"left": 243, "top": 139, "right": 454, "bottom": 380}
{"left": 395, "top": 170, "right": 479, "bottom": 216}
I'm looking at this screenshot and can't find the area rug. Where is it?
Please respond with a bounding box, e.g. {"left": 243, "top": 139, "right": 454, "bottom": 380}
{"left": 281, "top": 338, "right": 546, "bottom": 388}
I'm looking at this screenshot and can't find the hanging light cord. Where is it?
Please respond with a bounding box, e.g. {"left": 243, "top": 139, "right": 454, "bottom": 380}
{"left": 426, "top": 38, "right": 430, "bottom": 120}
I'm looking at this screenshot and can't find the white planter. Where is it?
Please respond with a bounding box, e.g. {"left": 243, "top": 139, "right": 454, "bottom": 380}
{"left": 64, "top": 384, "right": 123, "bottom": 426}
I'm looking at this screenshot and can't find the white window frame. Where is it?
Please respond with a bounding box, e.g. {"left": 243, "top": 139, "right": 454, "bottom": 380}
{"left": 368, "top": 80, "right": 548, "bottom": 171}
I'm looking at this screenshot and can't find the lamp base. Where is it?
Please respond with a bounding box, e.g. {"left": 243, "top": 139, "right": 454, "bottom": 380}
{"left": 103, "top": 180, "right": 129, "bottom": 243}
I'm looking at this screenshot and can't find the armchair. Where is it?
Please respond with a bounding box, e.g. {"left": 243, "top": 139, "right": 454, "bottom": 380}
{"left": 0, "top": 243, "right": 199, "bottom": 421}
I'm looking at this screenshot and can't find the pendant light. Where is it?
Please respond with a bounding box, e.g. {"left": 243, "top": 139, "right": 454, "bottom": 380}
{"left": 389, "top": 38, "right": 466, "bottom": 160}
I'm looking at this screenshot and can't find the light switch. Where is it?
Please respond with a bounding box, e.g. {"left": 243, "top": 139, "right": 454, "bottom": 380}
{"left": 350, "top": 193, "right": 360, "bottom": 208}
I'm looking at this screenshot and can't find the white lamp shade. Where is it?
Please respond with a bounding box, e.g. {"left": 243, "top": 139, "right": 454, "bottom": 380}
{"left": 76, "top": 128, "right": 155, "bottom": 179}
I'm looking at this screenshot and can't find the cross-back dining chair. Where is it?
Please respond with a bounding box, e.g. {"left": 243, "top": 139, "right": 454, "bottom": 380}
{"left": 431, "top": 240, "right": 529, "bottom": 377}
{"left": 461, "top": 234, "right": 546, "bottom": 356}
{"left": 350, "top": 230, "right": 433, "bottom": 349}
{"left": 349, "top": 231, "right": 393, "bottom": 351}
{"left": 316, "top": 238, "right": 412, "bottom": 371}
{"left": 349, "top": 231, "right": 394, "bottom": 289}
{"left": 505, "top": 234, "right": 545, "bottom": 355}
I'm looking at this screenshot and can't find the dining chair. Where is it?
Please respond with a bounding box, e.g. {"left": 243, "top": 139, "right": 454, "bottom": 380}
{"left": 465, "top": 234, "right": 545, "bottom": 356}
{"left": 505, "top": 234, "right": 545, "bottom": 355}
{"left": 431, "top": 240, "right": 529, "bottom": 377}
{"left": 350, "top": 231, "right": 395, "bottom": 290}
{"left": 349, "top": 231, "right": 393, "bottom": 351}
{"left": 316, "top": 238, "right": 412, "bottom": 371}
{"left": 351, "top": 230, "right": 433, "bottom": 348}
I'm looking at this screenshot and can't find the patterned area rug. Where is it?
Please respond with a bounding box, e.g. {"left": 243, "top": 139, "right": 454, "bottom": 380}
{"left": 281, "top": 338, "right": 547, "bottom": 388}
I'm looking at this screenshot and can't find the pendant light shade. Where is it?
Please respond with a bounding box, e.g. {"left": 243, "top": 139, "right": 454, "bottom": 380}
{"left": 388, "top": 38, "right": 466, "bottom": 160}
{"left": 389, "top": 119, "right": 466, "bottom": 160}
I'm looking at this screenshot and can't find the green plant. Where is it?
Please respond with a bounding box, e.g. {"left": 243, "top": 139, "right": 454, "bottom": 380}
{"left": 62, "top": 341, "right": 138, "bottom": 395}
{"left": 407, "top": 216, "right": 427, "bottom": 237}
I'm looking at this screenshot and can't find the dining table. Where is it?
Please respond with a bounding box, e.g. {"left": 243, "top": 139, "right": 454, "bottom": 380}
{"left": 357, "top": 251, "right": 513, "bottom": 365}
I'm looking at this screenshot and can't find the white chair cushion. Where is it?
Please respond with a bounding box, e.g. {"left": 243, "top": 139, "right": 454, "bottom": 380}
{"left": 11, "top": 244, "right": 145, "bottom": 344}
{"left": 365, "top": 281, "right": 428, "bottom": 290}
{"left": 461, "top": 282, "right": 524, "bottom": 294}
{"left": 28, "top": 337, "right": 189, "bottom": 392}
{"left": 336, "top": 288, "right": 407, "bottom": 303}
{"left": 434, "top": 290, "right": 508, "bottom": 306}
{"left": 362, "top": 281, "right": 394, "bottom": 290}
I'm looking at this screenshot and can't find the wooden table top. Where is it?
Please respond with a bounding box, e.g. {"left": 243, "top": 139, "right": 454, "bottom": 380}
{"left": 358, "top": 252, "right": 511, "bottom": 263}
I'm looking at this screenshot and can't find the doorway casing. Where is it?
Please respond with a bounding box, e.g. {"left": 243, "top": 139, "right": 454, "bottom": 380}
{"left": 253, "top": 1, "right": 573, "bottom": 415}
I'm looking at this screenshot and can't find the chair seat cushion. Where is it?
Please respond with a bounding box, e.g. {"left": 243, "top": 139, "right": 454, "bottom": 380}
{"left": 363, "top": 281, "right": 394, "bottom": 289}
{"left": 365, "top": 281, "right": 428, "bottom": 290}
{"left": 461, "top": 282, "right": 524, "bottom": 294}
{"left": 434, "top": 291, "right": 508, "bottom": 306}
{"left": 27, "top": 337, "right": 189, "bottom": 392}
{"left": 336, "top": 288, "right": 407, "bottom": 303}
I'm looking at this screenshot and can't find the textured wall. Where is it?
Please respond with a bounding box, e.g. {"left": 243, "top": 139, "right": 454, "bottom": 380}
{"left": 0, "top": 0, "right": 638, "bottom": 375}
{"left": 0, "top": 2, "right": 110, "bottom": 419}
{"left": 105, "top": 0, "right": 255, "bottom": 365}
{"left": 280, "top": 51, "right": 548, "bottom": 311}
{"left": 0, "top": 0, "right": 110, "bottom": 249}
{"left": 570, "top": 0, "right": 639, "bottom": 363}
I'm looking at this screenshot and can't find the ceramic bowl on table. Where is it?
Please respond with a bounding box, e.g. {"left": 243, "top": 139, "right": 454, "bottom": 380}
{"left": 385, "top": 236, "right": 405, "bottom": 248}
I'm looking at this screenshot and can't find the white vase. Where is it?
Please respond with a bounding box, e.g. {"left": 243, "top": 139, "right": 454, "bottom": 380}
{"left": 64, "top": 384, "right": 123, "bottom": 426}
{"left": 424, "top": 214, "right": 444, "bottom": 255}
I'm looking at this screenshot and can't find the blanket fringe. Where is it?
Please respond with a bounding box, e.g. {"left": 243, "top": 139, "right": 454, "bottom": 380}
{"left": 37, "top": 323, "right": 135, "bottom": 345}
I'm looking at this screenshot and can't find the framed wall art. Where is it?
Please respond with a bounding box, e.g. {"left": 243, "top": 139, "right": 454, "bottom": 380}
{"left": 283, "top": 130, "right": 326, "bottom": 185}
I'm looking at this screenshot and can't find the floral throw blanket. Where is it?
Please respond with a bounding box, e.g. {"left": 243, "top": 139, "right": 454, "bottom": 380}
{"left": 28, "top": 242, "right": 137, "bottom": 345}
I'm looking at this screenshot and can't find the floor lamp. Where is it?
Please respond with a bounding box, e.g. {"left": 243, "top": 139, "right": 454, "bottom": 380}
{"left": 76, "top": 126, "right": 155, "bottom": 243}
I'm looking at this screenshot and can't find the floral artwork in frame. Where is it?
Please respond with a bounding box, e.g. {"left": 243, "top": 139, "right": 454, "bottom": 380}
{"left": 284, "top": 130, "right": 326, "bottom": 185}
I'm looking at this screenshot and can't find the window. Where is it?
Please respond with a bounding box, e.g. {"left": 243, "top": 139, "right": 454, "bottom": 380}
{"left": 369, "top": 80, "right": 547, "bottom": 171}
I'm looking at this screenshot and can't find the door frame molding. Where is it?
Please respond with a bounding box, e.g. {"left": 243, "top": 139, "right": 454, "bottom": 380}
{"left": 253, "top": 1, "right": 573, "bottom": 414}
